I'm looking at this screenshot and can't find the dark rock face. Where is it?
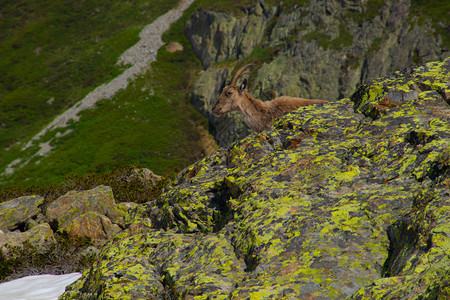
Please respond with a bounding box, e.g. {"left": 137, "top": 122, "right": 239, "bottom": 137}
{"left": 185, "top": 3, "right": 275, "bottom": 69}
{"left": 61, "top": 59, "right": 450, "bottom": 299}
{"left": 186, "top": 0, "right": 449, "bottom": 146}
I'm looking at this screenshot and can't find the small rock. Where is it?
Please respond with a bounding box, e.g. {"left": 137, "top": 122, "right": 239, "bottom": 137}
{"left": 128, "top": 168, "right": 162, "bottom": 186}
{"left": 46, "top": 185, "right": 120, "bottom": 231}
{"left": 65, "top": 211, "right": 121, "bottom": 241}
{"left": 165, "top": 42, "right": 183, "bottom": 53}
{"left": 0, "top": 223, "right": 56, "bottom": 257}
{"left": 0, "top": 195, "right": 44, "bottom": 231}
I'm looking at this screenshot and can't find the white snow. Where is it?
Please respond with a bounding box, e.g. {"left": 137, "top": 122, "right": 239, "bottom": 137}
{"left": 0, "top": 273, "right": 81, "bottom": 300}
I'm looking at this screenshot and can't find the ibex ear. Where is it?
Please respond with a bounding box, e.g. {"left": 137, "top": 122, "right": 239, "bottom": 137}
{"left": 239, "top": 78, "right": 248, "bottom": 95}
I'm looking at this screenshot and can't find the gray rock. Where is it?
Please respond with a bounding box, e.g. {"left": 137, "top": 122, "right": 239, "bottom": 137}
{"left": 185, "top": 3, "right": 275, "bottom": 69}
{"left": 190, "top": 67, "right": 229, "bottom": 122}
{"left": 190, "top": 67, "right": 252, "bottom": 146}
{"left": 0, "top": 223, "right": 56, "bottom": 258}
{"left": 0, "top": 195, "right": 44, "bottom": 231}
{"left": 46, "top": 186, "right": 122, "bottom": 241}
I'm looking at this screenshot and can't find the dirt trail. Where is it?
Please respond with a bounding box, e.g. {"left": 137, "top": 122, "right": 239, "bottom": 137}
{"left": 2, "top": 0, "right": 195, "bottom": 177}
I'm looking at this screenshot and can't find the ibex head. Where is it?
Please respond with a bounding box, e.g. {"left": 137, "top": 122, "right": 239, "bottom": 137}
{"left": 212, "top": 64, "right": 254, "bottom": 116}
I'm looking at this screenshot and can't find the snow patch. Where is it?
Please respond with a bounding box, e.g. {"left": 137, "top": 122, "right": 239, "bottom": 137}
{"left": 0, "top": 273, "right": 81, "bottom": 300}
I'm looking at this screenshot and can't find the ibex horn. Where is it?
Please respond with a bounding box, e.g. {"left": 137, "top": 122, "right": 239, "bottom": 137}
{"left": 230, "top": 64, "right": 255, "bottom": 86}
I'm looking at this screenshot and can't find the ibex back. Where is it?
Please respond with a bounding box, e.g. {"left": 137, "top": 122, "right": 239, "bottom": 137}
{"left": 212, "top": 64, "right": 327, "bottom": 132}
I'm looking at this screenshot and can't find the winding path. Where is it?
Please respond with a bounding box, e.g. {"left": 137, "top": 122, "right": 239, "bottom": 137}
{"left": 3, "top": 0, "right": 195, "bottom": 177}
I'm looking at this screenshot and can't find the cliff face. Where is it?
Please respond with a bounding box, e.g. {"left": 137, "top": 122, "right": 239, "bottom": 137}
{"left": 61, "top": 58, "right": 450, "bottom": 299}
{"left": 187, "top": 0, "right": 449, "bottom": 146}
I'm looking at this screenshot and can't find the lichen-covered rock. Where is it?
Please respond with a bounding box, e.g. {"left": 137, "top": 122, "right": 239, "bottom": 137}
{"left": 125, "top": 168, "right": 163, "bottom": 186}
{"left": 0, "top": 223, "right": 56, "bottom": 257}
{"left": 61, "top": 58, "right": 450, "bottom": 299}
{"left": 65, "top": 212, "right": 121, "bottom": 241}
{"left": 46, "top": 186, "right": 123, "bottom": 241}
{"left": 0, "top": 195, "right": 44, "bottom": 231}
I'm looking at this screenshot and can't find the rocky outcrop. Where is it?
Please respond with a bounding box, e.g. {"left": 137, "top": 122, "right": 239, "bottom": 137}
{"left": 61, "top": 59, "right": 450, "bottom": 299}
{"left": 190, "top": 67, "right": 252, "bottom": 146}
{"left": 185, "top": 3, "right": 276, "bottom": 69}
{"left": 187, "top": 0, "right": 449, "bottom": 146}
{"left": 0, "top": 195, "right": 54, "bottom": 257}
{"left": 0, "top": 223, "right": 55, "bottom": 257}
{"left": 0, "top": 195, "right": 44, "bottom": 231}
{"left": 46, "top": 185, "right": 123, "bottom": 241}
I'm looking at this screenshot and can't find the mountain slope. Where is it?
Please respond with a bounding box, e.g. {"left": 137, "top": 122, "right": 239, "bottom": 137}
{"left": 1, "top": 0, "right": 448, "bottom": 188}
{"left": 0, "top": 0, "right": 215, "bottom": 187}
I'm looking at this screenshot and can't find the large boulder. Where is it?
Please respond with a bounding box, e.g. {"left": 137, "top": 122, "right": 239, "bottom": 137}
{"left": 0, "top": 195, "right": 44, "bottom": 231}
{"left": 0, "top": 223, "right": 56, "bottom": 257}
{"left": 46, "top": 186, "right": 122, "bottom": 242}
{"left": 65, "top": 212, "right": 121, "bottom": 241}
{"left": 61, "top": 59, "right": 450, "bottom": 299}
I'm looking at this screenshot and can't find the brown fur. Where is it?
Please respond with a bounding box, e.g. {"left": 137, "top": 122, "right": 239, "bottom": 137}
{"left": 212, "top": 66, "right": 327, "bottom": 132}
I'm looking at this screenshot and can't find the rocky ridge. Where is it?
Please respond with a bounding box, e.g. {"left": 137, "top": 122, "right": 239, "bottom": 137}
{"left": 187, "top": 0, "right": 449, "bottom": 146}
{"left": 60, "top": 58, "right": 450, "bottom": 299}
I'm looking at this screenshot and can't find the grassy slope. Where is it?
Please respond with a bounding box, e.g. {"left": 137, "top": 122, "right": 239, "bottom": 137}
{"left": 0, "top": 0, "right": 208, "bottom": 187}
{"left": 0, "top": 0, "right": 178, "bottom": 149}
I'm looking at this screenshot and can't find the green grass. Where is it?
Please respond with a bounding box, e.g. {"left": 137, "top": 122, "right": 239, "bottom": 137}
{"left": 0, "top": 0, "right": 219, "bottom": 187}
{"left": 0, "top": 0, "right": 179, "bottom": 182}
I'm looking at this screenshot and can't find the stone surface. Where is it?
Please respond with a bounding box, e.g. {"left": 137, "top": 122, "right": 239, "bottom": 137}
{"left": 65, "top": 211, "right": 121, "bottom": 241}
{"left": 185, "top": 3, "right": 275, "bottom": 69}
{"left": 190, "top": 67, "right": 252, "bottom": 146}
{"left": 0, "top": 195, "right": 44, "bottom": 232}
{"left": 126, "top": 168, "right": 162, "bottom": 186}
{"left": 0, "top": 223, "right": 56, "bottom": 257}
{"left": 46, "top": 186, "right": 122, "bottom": 240}
{"left": 165, "top": 42, "right": 183, "bottom": 53}
{"left": 61, "top": 59, "right": 450, "bottom": 299}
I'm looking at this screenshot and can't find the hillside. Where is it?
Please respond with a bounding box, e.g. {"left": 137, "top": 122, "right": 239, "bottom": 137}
{"left": 0, "top": 0, "right": 214, "bottom": 187}
{"left": 0, "top": 0, "right": 448, "bottom": 188}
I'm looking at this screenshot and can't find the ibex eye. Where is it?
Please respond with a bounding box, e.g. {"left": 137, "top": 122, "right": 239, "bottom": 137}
{"left": 226, "top": 91, "right": 233, "bottom": 96}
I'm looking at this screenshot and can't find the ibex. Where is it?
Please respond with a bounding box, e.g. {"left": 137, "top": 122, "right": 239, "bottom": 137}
{"left": 212, "top": 64, "right": 327, "bottom": 132}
